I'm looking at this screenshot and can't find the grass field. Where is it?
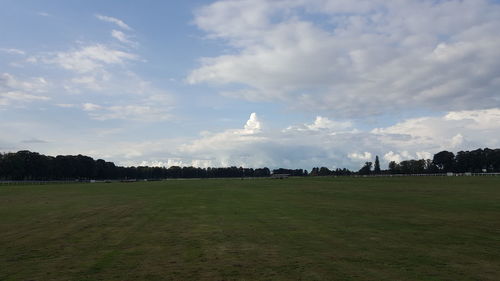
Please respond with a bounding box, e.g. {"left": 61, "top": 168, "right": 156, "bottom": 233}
{"left": 1, "top": 177, "right": 499, "bottom": 281}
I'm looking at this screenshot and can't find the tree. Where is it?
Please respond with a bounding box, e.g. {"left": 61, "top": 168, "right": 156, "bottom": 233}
{"left": 310, "top": 167, "right": 319, "bottom": 176}
{"left": 318, "top": 167, "right": 331, "bottom": 176}
{"left": 358, "top": 162, "right": 372, "bottom": 175}
{"left": 388, "top": 161, "right": 399, "bottom": 173}
{"left": 432, "top": 151, "right": 455, "bottom": 172}
{"left": 374, "top": 156, "right": 381, "bottom": 174}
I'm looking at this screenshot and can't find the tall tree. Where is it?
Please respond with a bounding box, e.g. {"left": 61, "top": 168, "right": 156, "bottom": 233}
{"left": 374, "top": 156, "right": 381, "bottom": 174}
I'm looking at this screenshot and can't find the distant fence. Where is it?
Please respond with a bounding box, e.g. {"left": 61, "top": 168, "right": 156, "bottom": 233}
{"left": 1, "top": 173, "right": 499, "bottom": 185}
{"left": 0, "top": 180, "right": 84, "bottom": 186}
{"left": 0, "top": 177, "right": 268, "bottom": 185}
{"left": 352, "top": 173, "right": 500, "bottom": 178}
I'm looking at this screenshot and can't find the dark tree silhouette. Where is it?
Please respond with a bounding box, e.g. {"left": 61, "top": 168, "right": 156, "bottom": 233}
{"left": 433, "top": 151, "right": 455, "bottom": 172}
{"left": 388, "top": 161, "right": 398, "bottom": 173}
{"left": 358, "top": 162, "right": 372, "bottom": 175}
{"left": 374, "top": 156, "right": 381, "bottom": 174}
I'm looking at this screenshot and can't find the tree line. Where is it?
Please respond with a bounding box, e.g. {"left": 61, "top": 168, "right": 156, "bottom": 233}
{"left": 1, "top": 148, "right": 499, "bottom": 180}
{"left": 358, "top": 148, "right": 500, "bottom": 175}
{"left": 0, "top": 151, "right": 271, "bottom": 180}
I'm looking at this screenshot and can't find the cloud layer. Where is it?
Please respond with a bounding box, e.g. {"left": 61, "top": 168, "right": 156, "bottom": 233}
{"left": 189, "top": 0, "right": 500, "bottom": 117}
{"left": 20, "top": 108, "right": 494, "bottom": 170}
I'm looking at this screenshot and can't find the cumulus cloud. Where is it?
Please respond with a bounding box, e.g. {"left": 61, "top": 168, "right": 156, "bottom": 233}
{"left": 3, "top": 109, "right": 500, "bottom": 169}
{"left": 170, "top": 108, "right": 500, "bottom": 169}
{"left": 177, "top": 113, "right": 369, "bottom": 168}
{"left": 95, "top": 14, "right": 132, "bottom": 30}
{"left": 348, "top": 152, "right": 372, "bottom": 161}
{"left": 243, "top": 112, "right": 261, "bottom": 134}
{"left": 189, "top": 0, "right": 500, "bottom": 117}
{"left": 372, "top": 108, "right": 500, "bottom": 150}
{"left": 285, "top": 116, "right": 352, "bottom": 132}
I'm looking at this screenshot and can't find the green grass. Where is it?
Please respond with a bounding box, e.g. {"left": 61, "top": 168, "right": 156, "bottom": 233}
{"left": 1, "top": 177, "right": 499, "bottom": 280}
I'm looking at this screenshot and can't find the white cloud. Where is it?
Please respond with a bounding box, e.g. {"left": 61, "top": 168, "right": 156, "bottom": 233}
{"left": 286, "top": 116, "right": 352, "bottom": 132}
{"left": 383, "top": 151, "right": 414, "bottom": 163}
{"left": 189, "top": 0, "right": 500, "bottom": 117}
{"left": 372, "top": 108, "right": 500, "bottom": 152}
{"left": 71, "top": 74, "right": 109, "bottom": 91}
{"left": 0, "top": 91, "right": 50, "bottom": 106}
{"left": 0, "top": 73, "right": 48, "bottom": 93}
{"left": 243, "top": 112, "right": 261, "bottom": 134}
{"left": 0, "top": 48, "right": 25, "bottom": 55}
{"left": 450, "top": 134, "right": 464, "bottom": 148}
{"left": 0, "top": 73, "right": 50, "bottom": 106}
{"left": 348, "top": 152, "right": 372, "bottom": 161}
{"left": 384, "top": 151, "right": 402, "bottom": 163}
{"left": 416, "top": 151, "right": 432, "bottom": 160}
{"left": 173, "top": 108, "right": 500, "bottom": 169}
{"left": 93, "top": 105, "right": 170, "bottom": 121}
{"left": 111, "top": 30, "right": 138, "bottom": 47}
{"left": 47, "top": 44, "right": 138, "bottom": 73}
{"left": 95, "top": 14, "right": 132, "bottom": 30}
{"left": 55, "top": 103, "right": 76, "bottom": 108}
{"left": 82, "top": 103, "right": 101, "bottom": 111}
{"left": 3, "top": 108, "right": 500, "bottom": 169}
{"left": 37, "top": 12, "right": 51, "bottom": 17}
{"left": 444, "top": 109, "right": 500, "bottom": 130}
{"left": 81, "top": 102, "right": 171, "bottom": 122}
{"left": 25, "top": 41, "right": 174, "bottom": 121}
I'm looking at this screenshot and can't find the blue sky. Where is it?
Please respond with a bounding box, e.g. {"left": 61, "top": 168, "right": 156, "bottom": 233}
{"left": 1, "top": 0, "right": 500, "bottom": 170}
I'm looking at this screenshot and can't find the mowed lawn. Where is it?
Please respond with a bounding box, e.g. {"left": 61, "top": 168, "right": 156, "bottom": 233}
{"left": 0, "top": 177, "right": 499, "bottom": 281}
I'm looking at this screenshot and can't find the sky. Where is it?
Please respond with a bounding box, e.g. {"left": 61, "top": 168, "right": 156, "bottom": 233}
{"left": 1, "top": 0, "right": 500, "bottom": 170}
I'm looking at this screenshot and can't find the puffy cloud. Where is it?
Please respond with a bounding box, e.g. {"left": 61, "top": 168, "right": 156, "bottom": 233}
{"left": 3, "top": 108, "right": 500, "bottom": 169}
{"left": 243, "top": 112, "right": 261, "bottom": 134}
{"left": 171, "top": 108, "right": 500, "bottom": 169}
{"left": 95, "top": 14, "right": 132, "bottom": 30}
{"left": 444, "top": 109, "right": 500, "bottom": 130}
{"left": 286, "top": 116, "right": 352, "bottom": 132}
{"left": 348, "top": 152, "right": 372, "bottom": 161}
{"left": 383, "top": 150, "right": 433, "bottom": 163}
{"left": 189, "top": 0, "right": 500, "bottom": 117}
{"left": 177, "top": 113, "right": 367, "bottom": 168}
{"left": 82, "top": 103, "right": 101, "bottom": 111}
{"left": 372, "top": 108, "right": 500, "bottom": 151}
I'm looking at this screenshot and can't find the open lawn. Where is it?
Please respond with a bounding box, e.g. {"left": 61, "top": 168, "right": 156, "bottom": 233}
{"left": 0, "top": 177, "right": 499, "bottom": 280}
